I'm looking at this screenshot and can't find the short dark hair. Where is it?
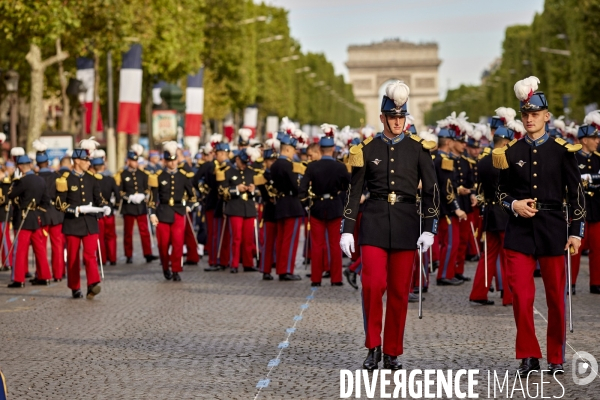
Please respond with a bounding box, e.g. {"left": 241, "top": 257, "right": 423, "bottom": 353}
{"left": 307, "top": 143, "right": 321, "bottom": 154}
{"left": 493, "top": 136, "right": 508, "bottom": 146}
{"left": 438, "top": 137, "right": 451, "bottom": 147}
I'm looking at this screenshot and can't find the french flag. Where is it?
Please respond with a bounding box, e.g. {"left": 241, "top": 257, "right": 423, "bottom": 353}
{"left": 243, "top": 106, "right": 258, "bottom": 138}
{"left": 76, "top": 57, "right": 104, "bottom": 134}
{"left": 117, "top": 44, "right": 142, "bottom": 134}
{"left": 184, "top": 68, "right": 204, "bottom": 137}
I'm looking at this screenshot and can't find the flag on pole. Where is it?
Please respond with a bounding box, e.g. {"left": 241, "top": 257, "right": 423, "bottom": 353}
{"left": 184, "top": 68, "right": 204, "bottom": 137}
{"left": 243, "top": 106, "right": 258, "bottom": 138}
{"left": 117, "top": 44, "right": 142, "bottom": 134}
{"left": 76, "top": 57, "right": 104, "bottom": 134}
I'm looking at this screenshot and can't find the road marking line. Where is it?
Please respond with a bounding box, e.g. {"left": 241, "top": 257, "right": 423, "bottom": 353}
{"left": 6, "top": 297, "right": 19, "bottom": 303}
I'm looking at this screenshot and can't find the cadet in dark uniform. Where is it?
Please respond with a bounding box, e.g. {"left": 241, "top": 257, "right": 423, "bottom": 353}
{"left": 55, "top": 139, "right": 111, "bottom": 299}
{"left": 495, "top": 77, "right": 585, "bottom": 375}
{"left": 210, "top": 141, "right": 232, "bottom": 269}
{"left": 299, "top": 126, "right": 350, "bottom": 286}
{"left": 0, "top": 157, "right": 13, "bottom": 271}
{"left": 91, "top": 150, "right": 120, "bottom": 265}
{"left": 34, "top": 140, "right": 66, "bottom": 281}
{"left": 6, "top": 149, "right": 51, "bottom": 288}
{"left": 469, "top": 123, "right": 514, "bottom": 306}
{"left": 270, "top": 132, "right": 305, "bottom": 281}
{"left": 340, "top": 81, "right": 439, "bottom": 370}
{"left": 115, "top": 144, "right": 157, "bottom": 264}
{"left": 572, "top": 120, "right": 600, "bottom": 294}
{"left": 149, "top": 141, "right": 198, "bottom": 281}
{"left": 219, "top": 147, "right": 261, "bottom": 273}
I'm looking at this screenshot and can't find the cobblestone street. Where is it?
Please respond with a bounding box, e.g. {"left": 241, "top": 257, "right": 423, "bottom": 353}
{"left": 0, "top": 227, "right": 598, "bottom": 399}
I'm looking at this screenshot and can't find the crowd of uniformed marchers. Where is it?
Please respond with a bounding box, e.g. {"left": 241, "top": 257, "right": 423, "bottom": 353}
{"left": 1, "top": 76, "right": 597, "bottom": 376}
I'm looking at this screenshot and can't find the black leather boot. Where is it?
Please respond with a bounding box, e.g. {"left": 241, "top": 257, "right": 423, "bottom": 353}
{"left": 363, "top": 346, "right": 382, "bottom": 371}
{"left": 517, "top": 357, "right": 540, "bottom": 377}
{"left": 383, "top": 354, "right": 402, "bottom": 370}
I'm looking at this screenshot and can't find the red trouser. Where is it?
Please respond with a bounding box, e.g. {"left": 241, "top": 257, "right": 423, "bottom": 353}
{"left": 470, "top": 232, "right": 513, "bottom": 305}
{"left": 432, "top": 233, "right": 440, "bottom": 263}
{"left": 0, "top": 221, "right": 12, "bottom": 267}
{"left": 12, "top": 228, "right": 51, "bottom": 283}
{"left": 572, "top": 221, "right": 600, "bottom": 286}
{"left": 467, "top": 208, "right": 481, "bottom": 256}
{"left": 46, "top": 224, "right": 65, "bottom": 279}
{"left": 156, "top": 213, "right": 185, "bottom": 273}
{"left": 351, "top": 212, "right": 363, "bottom": 261}
{"left": 310, "top": 217, "right": 343, "bottom": 284}
{"left": 456, "top": 214, "right": 474, "bottom": 274}
{"left": 212, "top": 217, "right": 230, "bottom": 267}
{"left": 205, "top": 210, "right": 215, "bottom": 264}
{"left": 123, "top": 214, "right": 152, "bottom": 258}
{"left": 259, "top": 221, "right": 277, "bottom": 274}
{"left": 275, "top": 217, "right": 301, "bottom": 275}
{"left": 66, "top": 234, "right": 100, "bottom": 291}
{"left": 184, "top": 212, "right": 199, "bottom": 262}
{"left": 437, "top": 216, "right": 460, "bottom": 280}
{"left": 227, "top": 216, "right": 256, "bottom": 268}
{"left": 348, "top": 257, "right": 362, "bottom": 274}
{"left": 361, "top": 245, "right": 415, "bottom": 356}
{"left": 505, "top": 249, "right": 566, "bottom": 364}
{"left": 98, "top": 216, "right": 117, "bottom": 264}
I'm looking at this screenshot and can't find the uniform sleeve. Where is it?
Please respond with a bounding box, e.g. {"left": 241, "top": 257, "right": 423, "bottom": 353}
{"left": 7, "top": 180, "right": 24, "bottom": 201}
{"left": 298, "top": 165, "right": 312, "bottom": 203}
{"left": 563, "top": 151, "right": 586, "bottom": 237}
{"left": 419, "top": 149, "right": 440, "bottom": 234}
{"left": 342, "top": 161, "right": 366, "bottom": 234}
{"left": 287, "top": 163, "right": 300, "bottom": 195}
{"left": 437, "top": 163, "right": 460, "bottom": 214}
{"left": 93, "top": 178, "right": 102, "bottom": 207}
{"left": 496, "top": 162, "right": 517, "bottom": 214}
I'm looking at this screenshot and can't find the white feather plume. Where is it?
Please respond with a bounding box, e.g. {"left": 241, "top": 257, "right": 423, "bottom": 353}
{"left": 553, "top": 115, "right": 566, "bottom": 132}
{"left": 385, "top": 80, "right": 410, "bottom": 107}
{"left": 65, "top": 150, "right": 73, "bottom": 157}
{"left": 10, "top": 147, "right": 24, "bottom": 157}
{"left": 202, "top": 143, "right": 213, "bottom": 155}
{"left": 507, "top": 120, "right": 526, "bottom": 135}
{"left": 418, "top": 129, "right": 438, "bottom": 145}
{"left": 565, "top": 122, "right": 579, "bottom": 137}
{"left": 130, "top": 143, "right": 144, "bottom": 156}
{"left": 0, "top": 133, "right": 5, "bottom": 143}
{"left": 405, "top": 114, "right": 415, "bottom": 129}
{"left": 162, "top": 141, "right": 179, "bottom": 157}
{"left": 514, "top": 76, "right": 540, "bottom": 102}
{"left": 495, "top": 107, "right": 516, "bottom": 123}
{"left": 265, "top": 138, "right": 281, "bottom": 153}
{"left": 245, "top": 147, "right": 262, "bottom": 163}
{"left": 209, "top": 134, "right": 223, "bottom": 144}
{"left": 32, "top": 139, "right": 48, "bottom": 153}
{"left": 320, "top": 123, "right": 338, "bottom": 136}
{"left": 80, "top": 137, "right": 99, "bottom": 153}
{"left": 238, "top": 128, "right": 252, "bottom": 142}
{"left": 362, "top": 125, "right": 375, "bottom": 138}
{"left": 584, "top": 110, "right": 600, "bottom": 128}
{"left": 92, "top": 149, "right": 106, "bottom": 159}
{"left": 470, "top": 124, "right": 483, "bottom": 141}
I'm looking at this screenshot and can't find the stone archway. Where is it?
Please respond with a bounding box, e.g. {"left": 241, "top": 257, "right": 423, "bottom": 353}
{"left": 346, "top": 39, "right": 441, "bottom": 132}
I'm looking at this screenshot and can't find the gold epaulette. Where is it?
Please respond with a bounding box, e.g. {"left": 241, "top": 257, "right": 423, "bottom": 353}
{"left": 441, "top": 154, "right": 454, "bottom": 171}
{"left": 94, "top": 173, "right": 103, "bottom": 180}
{"left": 478, "top": 147, "right": 491, "bottom": 160}
{"left": 114, "top": 171, "right": 121, "bottom": 186}
{"left": 409, "top": 134, "right": 436, "bottom": 150}
{"left": 156, "top": 170, "right": 162, "bottom": 176}
{"left": 293, "top": 162, "right": 306, "bottom": 175}
{"left": 595, "top": 151, "right": 600, "bottom": 158}
{"left": 254, "top": 174, "right": 267, "bottom": 186}
{"left": 492, "top": 139, "right": 517, "bottom": 170}
{"left": 461, "top": 155, "right": 476, "bottom": 165}
{"left": 216, "top": 166, "right": 229, "bottom": 182}
{"left": 431, "top": 154, "right": 436, "bottom": 160}
{"left": 346, "top": 163, "right": 352, "bottom": 173}
{"left": 554, "top": 137, "right": 582, "bottom": 152}
{"left": 179, "top": 169, "right": 194, "bottom": 178}
{"left": 256, "top": 157, "right": 264, "bottom": 164}
{"left": 56, "top": 176, "right": 67, "bottom": 192}
{"left": 2, "top": 176, "right": 10, "bottom": 184}
{"left": 148, "top": 174, "right": 158, "bottom": 188}
{"left": 348, "top": 136, "right": 374, "bottom": 168}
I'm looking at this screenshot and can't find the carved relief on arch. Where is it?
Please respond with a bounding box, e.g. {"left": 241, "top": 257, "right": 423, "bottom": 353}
{"left": 377, "top": 75, "right": 411, "bottom": 92}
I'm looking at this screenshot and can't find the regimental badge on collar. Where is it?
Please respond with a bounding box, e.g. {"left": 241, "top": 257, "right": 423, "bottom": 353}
{"left": 516, "top": 160, "right": 526, "bottom": 167}
{"left": 579, "top": 164, "right": 586, "bottom": 169}
{"left": 371, "top": 159, "right": 382, "bottom": 166}
{"left": 161, "top": 180, "right": 168, "bottom": 185}
{"left": 125, "top": 177, "right": 131, "bottom": 182}
{"left": 71, "top": 186, "right": 78, "bottom": 191}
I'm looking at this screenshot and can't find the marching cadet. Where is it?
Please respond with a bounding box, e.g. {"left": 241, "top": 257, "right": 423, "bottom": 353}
{"left": 175, "top": 147, "right": 200, "bottom": 266}
{"left": 299, "top": 124, "right": 350, "bottom": 287}
{"left": 210, "top": 139, "right": 232, "bottom": 270}
{"left": 256, "top": 138, "right": 280, "bottom": 280}
{"left": 0, "top": 160, "right": 12, "bottom": 272}
{"left": 56, "top": 138, "right": 111, "bottom": 298}
{"left": 433, "top": 125, "right": 467, "bottom": 286}
{"left": 115, "top": 144, "right": 157, "bottom": 264}
{"left": 91, "top": 150, "right": 120, "bottom": 266}
{"left": 218, "top": 147, "right": 262, "bottom": 273}
{"left": 495, "top": 76, "right": 585, "bottom": 375}
{"left": 469, "top": 121, "right": 516, "bottom": 306}
{"left": 238, "top": 128, "right": 252, "bottom": 150}
{"left": 34, "top": 140, "right": 66, "bottom": 281}
{"left": 148, "top": 141, "right": 198, "bottom": 282}
{"left": 340, "top": 81, "right": 439, "bottom": 370}
{"left": 270, "top": 131, "right": 305, "bottom": 281}
{"left": 193, "top": 143, "right": 216, "bottom": 260}
{"left": 6, "top": 148, "right": 52, "bottom": 288}
{"left": 572, "top": 115, "right": 600, "bottom": 294}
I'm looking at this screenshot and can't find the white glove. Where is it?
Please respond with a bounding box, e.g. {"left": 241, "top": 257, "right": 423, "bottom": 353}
{"left": 103, "top": 206, "right": 111, "bottom": 216}
{"left": 186, "top": 206, "right": 191, "bottom": 213}
{"left": 340, "top": 233, "right": 355, "bottom": 258}
{"left": 416, "top": 232, "right": 434, "bottom": 253}
{"left": 78, "top": 203, "right": 96, "bottom": 215}
{"left": 129, "top": 193, "right": 145, "bottom": 204}
{"left": 150, "top": 214, "right": 159, "bottom": 226}
{"left": 581, "top": 174, "right": 592, "bottom": 183}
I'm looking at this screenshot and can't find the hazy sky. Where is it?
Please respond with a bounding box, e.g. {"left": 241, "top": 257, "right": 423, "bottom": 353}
{"left": 266, "top": 0, "right": 545, "bottom": 99}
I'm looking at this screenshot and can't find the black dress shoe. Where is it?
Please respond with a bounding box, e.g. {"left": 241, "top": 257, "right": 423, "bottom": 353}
{"left": 591, "top": 285, "right": 600, "bottom": 294}
{"left": 470, "top": 299, "right": 494, "bottom": 305}
{"left": 25, "top": 272, "right": 32, "bottom": 278}
{"left": 30, "top": 278, "right": 50, "bottom": 286}
{"left": 230, "top": 268, "right": 239, "bottom": 274}
{"left": 533, "top": 269, "right": 542, "bottom": 277}
{"left": 7, "top": 281, "right": 24, "bottom": 288}
{"left": 408, "top": 293, "right": 425, "bottom": 303}
{"left": 109, "top": 261, "right": 117, "bottom": 266}
{"left": 311, "top": 282, "right": 321, "bottom": 287}
{"left": 184, "top": 260, "right": 198, "bottom": 266}
{"left": 465, "top": 254, "right": 480, "bottom": 262}
{"left": 517, "top": 357, "right": 540, "bottom": 377}
{"left": 126, "top": 257, "right": 133, "bottom": 264}
{"left": 363, "top": 346, "right": 382, "bottom": 371}
{"left": 53, "top": 278, "right": 62, "bottom": 282}
{"left": 437, "top": 277, "right": 464, "bottom": 286}
{"left": 163, "top": 269, "right": 173, "bottom": 280}
{"left": 413, "top": 286, "right": 428, "bottom": 294}
{"left": 547, "top": 363, "right": 564, "bottom": 375}
{"left": 145, "top": 255, "right": 159, "bottom": 263}
{"left": 344, "top": 268, "right": 358, "bottom": 290}
{"left": 243, "top": 266, "right": 259, "bottom": 272}
{"left": 172, "top": 272, "right": 181, "bottom": 281}
{"left": 331, "top": 282, "right": 343, "bottom": 286}
{"left": 263, "top": 273, "right": 273, "bottom": 281}
{"left": 322, "top": 271, "right": 331, "bottom": 278}
{"left": 279, "top": 273, "right": 301, "bottom": 281}
{"left": 455, "top": 274, "right": 471, "bottom": 282}
{"left": 383, "top": 354, "right": 402, "bottom": 370}
{"left": 489, "top": 286, "right": 495, "bottom": 293}
{"left": 0, "top": 265, "right": 10, "bottom": 271}
{"left": 204, "top": 265, "right": 221, "bottom": 272}
{"left": 86, "top": 283, "right": 101, "bottom": 299}
{"left": 72, "top": 289, "right": 83, "bottom": 298}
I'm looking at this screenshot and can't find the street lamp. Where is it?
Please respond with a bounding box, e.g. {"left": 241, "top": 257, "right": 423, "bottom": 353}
{"left": 258, "top": 35, "right": 284, "bottom": 44}
{"left": 3, "top": 70, "right": 19, "bottom": 147}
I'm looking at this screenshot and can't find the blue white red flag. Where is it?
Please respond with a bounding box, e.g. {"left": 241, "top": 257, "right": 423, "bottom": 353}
{"left": 184, "top": 68, "right": 204, "bottom": 137}
{"left": 76, "top": 57, "right": 104, "bottom": 134}
{"left": 117, "top": 44, "right": 142, "bottom": 134}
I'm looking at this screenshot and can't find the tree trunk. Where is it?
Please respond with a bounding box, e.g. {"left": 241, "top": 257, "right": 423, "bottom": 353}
{"left": 56, "top": 39, "right": 70, "bottom": 133}
{"left": 90, "top": 51, "right": 100, "bottom": 139}
{"left": 25, "top": 43, "right": 68, "bottom": 151}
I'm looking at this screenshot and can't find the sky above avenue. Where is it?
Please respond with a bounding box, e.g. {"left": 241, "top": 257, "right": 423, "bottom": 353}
{"left": 266, "top": 0, "right": 545, "bottom": 99}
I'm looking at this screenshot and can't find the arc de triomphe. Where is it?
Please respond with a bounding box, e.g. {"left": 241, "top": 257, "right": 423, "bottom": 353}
{"left": 346, "top": 39, "right": 441, "bottom": 132}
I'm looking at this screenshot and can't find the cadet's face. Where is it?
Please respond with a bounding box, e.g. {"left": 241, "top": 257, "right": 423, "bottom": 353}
{"left": 76, "top": 159, "right": 90, "bottom": 171}
{"left": 453, "top": 140, "right": 467, "bottom": 153}
{"left": 215, "top": 151, "right": 228, "bottom": 163}
{"left": 582, "top": 136, "right": 600, "bottom": 153}
{"left": 128, "top": 159, "right": 138, "bottom": 169}
{"left": 380, "top": 115, "right": 406, "bottom": 136}
{"left": 166, "top": 159, "right": 178, "bottom": 170}
{"left": 467, "top": 146, "right": 481, "bottom": 157}
{"left": 521, "top": 110, "right": 550, "bottom": 134}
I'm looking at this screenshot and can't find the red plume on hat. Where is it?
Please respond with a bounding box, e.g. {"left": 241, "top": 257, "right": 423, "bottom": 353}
{"left": 320, "top": 123, "right": 337, "bottom": 138}
{"left": 209, "top": 134, "right": 223, "bottom": 148}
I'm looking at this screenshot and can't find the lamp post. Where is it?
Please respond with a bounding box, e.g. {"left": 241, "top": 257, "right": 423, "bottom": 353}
{"left": 3, "top": 70, "right": 19, "bottom": 147}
